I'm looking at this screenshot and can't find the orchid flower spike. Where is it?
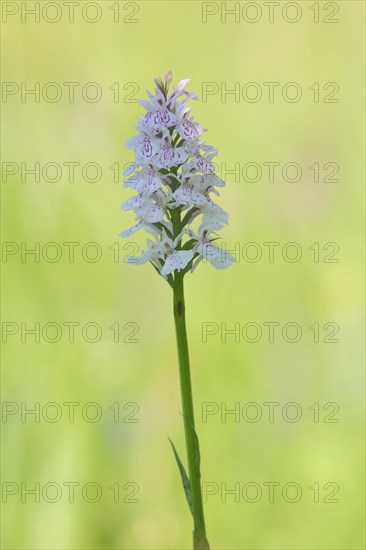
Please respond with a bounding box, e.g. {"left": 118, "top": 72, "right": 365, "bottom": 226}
{"left": 120, "top": 72, "right": 234, "bottom": 284}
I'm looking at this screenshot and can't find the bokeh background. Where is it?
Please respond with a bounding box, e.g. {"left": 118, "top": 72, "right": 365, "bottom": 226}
{"left": 1, "top": 1, "right": 365, "bottom": 549}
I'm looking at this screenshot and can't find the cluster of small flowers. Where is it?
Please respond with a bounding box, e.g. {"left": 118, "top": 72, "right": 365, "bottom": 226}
{"left": 120, "top": 71, "right": 234, "bottom": 281}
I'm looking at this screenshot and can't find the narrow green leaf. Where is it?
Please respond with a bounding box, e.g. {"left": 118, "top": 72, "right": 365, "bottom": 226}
{"left": 181, "top": 239, "right": 198, "bottom": 250}
{"left": 181, "top": 207, "right": 199, "bottom": 228}
{"left": 168, "top": 438, "right": 194, "bottom": 518}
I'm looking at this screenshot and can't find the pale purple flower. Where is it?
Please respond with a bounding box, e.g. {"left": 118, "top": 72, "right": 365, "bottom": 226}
{"left": 156, "top": 130, "right": 188, "bottom": 169}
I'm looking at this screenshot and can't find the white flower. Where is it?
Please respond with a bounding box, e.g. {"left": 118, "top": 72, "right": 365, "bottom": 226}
{"left": 184, "top": 140, "right": 217, "bottom": 173}
{"left": 136, "top": 190, "right": 171, "bottom": 223}
{"left": 160, "top": 232, "right": 194, "bottom": 276}
{"left": 126, "top": 133, "right": 159, "bottom": 162}
{"left": 138, "top": 88, "right": 178, "bottom": 135}
{"left": 124, "top": 166, "right": 163, "bottom": 195}
{"left": 127, "top": 236, "right": 162, "bottom": 265}
{"left": 195, "top": 242, "right": 234, "bottom": 270}
{"left": 190, "top": 224, "right": 235, "bottom": 271}
{"left": 122, "top": 192, "right": 146, "bottom": 211}
{"left": 175, "top": 103, "right": 203, "bottom": 141}
{"left": 172, "top": 171, "right": 200, "bottom": 206}
{"left": 143, "top": 109, "right": 177, "bottom": 135}
{"left": 173, "top": 172, "right": 223, "bottom": 209}
{"left": 161, "top": 249, "right": 194, "bottom": 275}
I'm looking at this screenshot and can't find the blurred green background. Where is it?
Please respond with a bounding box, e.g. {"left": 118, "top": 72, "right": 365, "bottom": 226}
{"left": 1, "top": 1, "right": 365, "bottom": 549}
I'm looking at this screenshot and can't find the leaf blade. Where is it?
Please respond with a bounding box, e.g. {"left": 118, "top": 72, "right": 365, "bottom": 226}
{"left": 168, "top": 438, "right": 194, "bottom": 518}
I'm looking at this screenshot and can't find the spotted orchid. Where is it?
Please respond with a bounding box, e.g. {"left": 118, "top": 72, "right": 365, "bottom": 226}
{"left": 120, "top": 72, "right": 234, "bottom": 283}
{"left": 120, "top": 73, "right": 234, "bottom": 550}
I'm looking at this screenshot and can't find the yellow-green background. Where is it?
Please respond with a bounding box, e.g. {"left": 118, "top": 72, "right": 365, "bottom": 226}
{"left": 1, "top": 1, "right": 365, "bottom": 548}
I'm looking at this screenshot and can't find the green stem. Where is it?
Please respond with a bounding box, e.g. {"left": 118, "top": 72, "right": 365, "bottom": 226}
{"left": 173, "top": 271, "right": 210, "bottom": 550}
